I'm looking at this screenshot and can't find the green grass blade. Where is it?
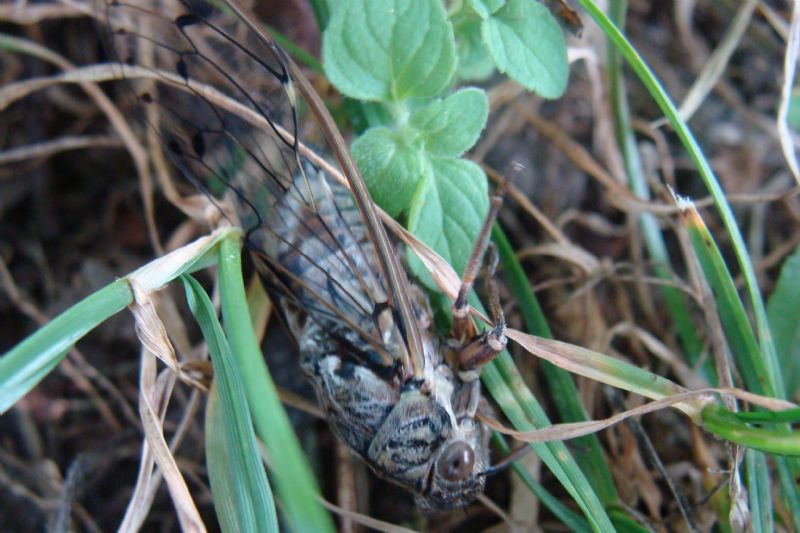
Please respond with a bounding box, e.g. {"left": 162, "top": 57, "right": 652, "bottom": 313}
{"left": 493, "top": 225, "right": 620, "bottom": 504}
{"left": 481, "top": 349, "right": 615, "bottom": 531}
{"left": 582, "top": 2, "right": 800, "bottom": 526}
{"left": 682, "top": 208, "right": 800, "bottom": 523}
{"left": 307, "top": 0, "right": 331, "bottom": 31}
{"left": 608, "top": 510, "right": 653, "bottom": 533}
{"left": 746, "top": 449, "right": 774, "bottom": 532}
{"left": 492, "top": 433, "right": 592, "bottom": 533}
{"left": 492, "top": 225, "right": 550, "bottom": 336}
{"left": 766, "top": 245, "right": 800, "bottom": 398}
{"left": 577, "top": 0, "right": 783, "bottom": 399}
{"left": 733, "top": 408, "right": 800, "bottom": 424}
{"left": 468, "top": 291, "right": 613, "bottom": 529}
{"left": 606, "top": 0, "right": 711, "bottom": 382}
{"left": 701, "top": 406, "right": 800, "bottom": 456}
{"left": 216, "top": 238, "right": 335, "bottom": 533}
{"left": 775, "top": 456, "right": 800, "bottom": 530}
{"left": 182, "top": 275, "right": 278, "bottom": 532}
{"left": 706, "top": 406, "right": 800, "bottom": 528}
{"left": 206, "top": 383, "right": 254, "bottom": 531}
{"left": 680, "top": 206, "right": 770, "bottom": 396}
{"left": 0, "top": 229, "right": 234, "bottom": 413}
{"left": 0, "top": 279, "right": 131, "bottom": 412}
{"left": 264, "top": 25, "right": 323, "bottom": 72}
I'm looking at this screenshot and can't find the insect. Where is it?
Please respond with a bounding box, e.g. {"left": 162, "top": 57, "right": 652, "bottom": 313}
{"left": 100, "top": 0, "right": 507, "bottom": 511}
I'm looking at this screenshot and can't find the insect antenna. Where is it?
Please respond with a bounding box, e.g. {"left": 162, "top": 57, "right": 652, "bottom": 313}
{"left": 481, "top": 444, "right": 535, "bottom": 476}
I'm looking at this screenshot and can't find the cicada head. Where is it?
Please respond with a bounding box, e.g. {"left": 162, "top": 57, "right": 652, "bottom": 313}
{"left": 414, "top": 421, "right": 488, "bottom": 512}
{"left": 366, "top": 382, "right": 490, "bottom": 512}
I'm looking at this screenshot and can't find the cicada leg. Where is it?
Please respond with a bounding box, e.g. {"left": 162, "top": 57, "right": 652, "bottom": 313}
{"left": 453, "top": 242, "right": 507, "bottom": 374}
{"left": 451, "top": 181, "right": 509, "bottom": 374}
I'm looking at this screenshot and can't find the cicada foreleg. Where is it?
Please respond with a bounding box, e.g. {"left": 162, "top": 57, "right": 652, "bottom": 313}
{"left": 453, "top": 242, "right": 507, "bottom": 375}
{"left": 451, "top": 184, "right": 508, "bottom": 375}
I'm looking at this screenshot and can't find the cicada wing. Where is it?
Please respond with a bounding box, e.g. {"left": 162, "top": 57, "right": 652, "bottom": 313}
{"left": 98, "top": 0, "right": 425, "bottom": 377}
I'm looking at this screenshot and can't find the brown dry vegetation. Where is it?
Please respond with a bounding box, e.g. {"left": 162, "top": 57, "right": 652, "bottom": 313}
{"left": 1, "top": 1, "right": 799, "bottom": 531}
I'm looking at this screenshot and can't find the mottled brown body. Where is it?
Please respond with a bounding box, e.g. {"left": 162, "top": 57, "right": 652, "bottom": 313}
{"left": 250, "top": 163, "right": 489, "bottom": 511}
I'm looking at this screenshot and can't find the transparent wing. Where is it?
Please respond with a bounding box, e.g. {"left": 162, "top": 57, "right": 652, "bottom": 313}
{"left": 99, "top": 0, "right": 425, "bottom": 377}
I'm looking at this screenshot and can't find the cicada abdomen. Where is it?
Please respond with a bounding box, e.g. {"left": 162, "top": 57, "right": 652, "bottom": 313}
{"left": 100, "top": 0, "right": 493, "bottom": 511}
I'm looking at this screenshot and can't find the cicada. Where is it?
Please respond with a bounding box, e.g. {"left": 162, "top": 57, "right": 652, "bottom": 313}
{"left": 100, "top": 0, "right": 507, "bottom": 511}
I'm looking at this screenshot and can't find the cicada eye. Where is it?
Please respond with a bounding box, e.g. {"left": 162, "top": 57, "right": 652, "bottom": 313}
{"left": 437, "top": 441, "right": 475, "bottom": 482}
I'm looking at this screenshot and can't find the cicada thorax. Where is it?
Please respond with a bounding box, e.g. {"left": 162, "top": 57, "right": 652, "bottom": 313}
{"left": 100, "top": 0, "right": 492, "bottom": 512}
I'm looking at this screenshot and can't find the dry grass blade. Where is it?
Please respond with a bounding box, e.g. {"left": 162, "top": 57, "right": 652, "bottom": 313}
{"left": 128, "top": 280, "right": 206, "bottom": 390}
{"left": 602, "top": 322, "right": 707, "bottom": 390}
{"left": 319, "top": 499, "right": 421, "bottom": 533}
{"left": 0, "top": 32, "right": 161, "bottom": 251}
{"left": 778, "top": 0, "right": 800, "bottom": 184}
{"left": 483, "top": 164, "right": 569, "bottom": 243}
{"left": 334, "top": 440, "right": 358, "bottom": 533}
{"left": 477, "top": 493, "right": 521, "bottom": 532}
{"left": 480, "top": 386, "right": 794, "bottom": 445}
{"left": 0, "top": 135, "right": 122, "bottom": 164}
{"left": 118, "top": 428, "right": 163, "bottom": 531}
{"left": 516, "top": 242, "right": 600, "bottom": 275}
{"left": 127, "top": 227, "right": 234, "bottom": 292}
{"left": 675, "top": 0, "right": 758, "bottom": 123}
{"left": 3, "top": 0, "right": 799, "bottom": 529}
{"left": 506, "top": 327, "right": 685, "bottom": 394}
{"left": 135, "top": 351, "right": 205, "bottom": 532}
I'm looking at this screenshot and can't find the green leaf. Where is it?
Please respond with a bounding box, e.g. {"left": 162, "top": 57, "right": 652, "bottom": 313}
{"left": 477, "top": 329, "right": 615, "bottom": 530}
{"left": 733, "top": 407, "right": 800, "bottom": 424}
{"left": 767, "top": 245, "right": 800, "bottom": 398}
{"left": 351, "top": 126, "right": 426, "bottom": 217}
{"left": 216, "top": 240, "right": 335, "bottom": 533}
{"left": 0, "top": 228, "right": 233, "bottom": 414}
{"left": 0, "top": 281, "right": 130, "bottom": 413}
{"left": 323, "top": 0, "right": 456, "bottom": 101}
{"left": 453, "top": 14, "right": 496, "bottom": 81}
{"left": 342, "top": 99, "right": 395, "bottom": 134}
{"left": 407, "top": 157, "right": 488, "bottom": 286}
{"left": 410, "top": 87, "right": 489, "bottom": 156}
{"left": 182, "top": 275, "right": 278, "bottom": 533}
{"left": 467, "top": 0, "right": 506, "bottom": 19}
{"left": 205, "top": 380, "right": 278, "bottom": 533}
{"left": 482, "top": 0, "right": 568, "bottom": 98}
{"left": 682, "top": 207, "right": 776, "bottom": 397}
{"left": 702, "top": 406, "right": 800, "bottom": 456}
{"left": 787, "top": 88, "right": 800, "bottom": 131}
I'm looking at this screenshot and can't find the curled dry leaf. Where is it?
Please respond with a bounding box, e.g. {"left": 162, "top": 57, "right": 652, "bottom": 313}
{"left": 128, "top": 279, "right": 207, "bottom": 391}
{"left": 128, "top": 279, "right": 178, "bottom": 373}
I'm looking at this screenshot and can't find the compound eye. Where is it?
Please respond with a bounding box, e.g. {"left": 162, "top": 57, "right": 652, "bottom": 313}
{"left": 438, "top": 441, "right": 475, "bottom": 482}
